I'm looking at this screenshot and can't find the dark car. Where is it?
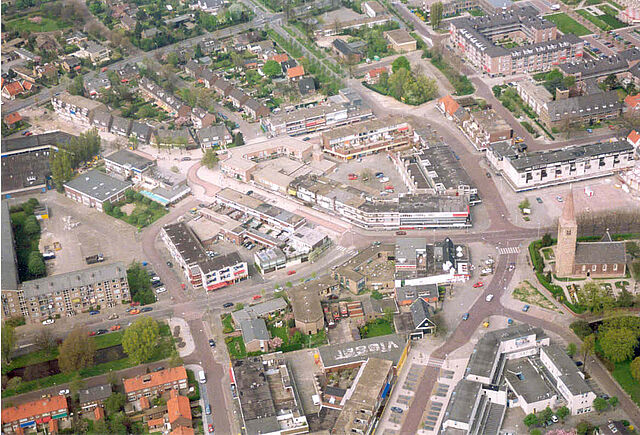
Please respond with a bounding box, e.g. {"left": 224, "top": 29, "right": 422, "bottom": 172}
{"left": 302, "top": 137, "right": 311, "bottom": 141}
{"left": 96, "top": 329, "right": 108, "bottom": 335}
{"left": 486, "top": 171, "right": 491, "bottom": 178}
{"left": 223, "top": 302, "right": 234, "bottom": 308}
{"left": 141, "top": 307, "right": 153, "bottom": 312}
{"left": 152, "top": 281, "right": 164, "bottom": 288}
{"left": 209, "top": 339, "right": 216, "bottom": 347}
{"left": 246, "top": 190, "right": 253, "bottom": 196}
{"left": 181, "top": 156, "right": 191, "bottom": 161}
{"left": 328, "top": 294, "right": 339, "bottom": 300}
{"left": 89, "top": 310, "right": 100, "bottom": 315}
{"left": 166, "top": 261, "right": 173, "bottom": 268}
{"left": 522, "top": 304, "right": 530, "bottom": 312}
{"left": 154, "top": 366, "right": 165, "bottom": 372}
{"left": 575, "top": 361, "right": 583, "bottom": 367}
{"left": 391, "top": 407, "right": 403, "bottom": 414}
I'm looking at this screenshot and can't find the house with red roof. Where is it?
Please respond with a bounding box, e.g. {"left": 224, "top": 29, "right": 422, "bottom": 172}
{"left": 1, "top": 396, "right": 69, "bottom": 434}
{"left": 171, "top": 426, "right": 195, "bottom": 435}
{"left": 365, "top": 66, "right": 387, "bottom": 84}
{"left": 287, "top": 65, "right": 305, "bottom": 81}
{"left": 167, "top": 390, "right": 192, "bottom": 430}
{"left": 269, "top": 53, "right": 288, "bottom": 63}
{"left": 437, "top": 95, "right": 469, "bottom": 123}
{"left": 1, "top": 79, "right": 32, "bottom": 100}
{"left": 628, "top": 130, "right": 640, "bottom": 147}
{"left": 124, "top": 366, "right": 188, "bottom": 402}
{"left": 625, "top": 94, "right": 640, "bottom": 112}
{"left": 4, "top": 112, "right": 23, "bottom": 128}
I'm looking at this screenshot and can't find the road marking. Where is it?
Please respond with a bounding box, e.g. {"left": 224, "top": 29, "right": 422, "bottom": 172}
{"left": 498, "top": 246, "right": 520, "bottom": 255}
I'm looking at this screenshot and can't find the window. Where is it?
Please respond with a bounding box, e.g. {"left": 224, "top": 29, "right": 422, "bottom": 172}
{"left": 613, "top": 264, "right": 618, "bottom": 271}
{"left": 592, "top": 265, "right": 597, "bottom": 271}
{"left": 602, "top": 264, "right": 607, "bottom": 272}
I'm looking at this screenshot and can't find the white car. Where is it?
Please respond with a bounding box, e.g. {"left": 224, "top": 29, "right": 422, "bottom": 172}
{"left": 59, "top": 389, "right": 69, "bottom": 396}
{"left": 485, "top": 294, "right": 494, "bottom": 302}
{"left": 42, "top": 318, "right": 55, "bottom": 325}
{"left": 155, "top": 287, "right": 167, "bottom": 294}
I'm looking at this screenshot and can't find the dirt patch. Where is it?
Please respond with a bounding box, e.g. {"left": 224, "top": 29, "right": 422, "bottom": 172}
{"left": 512, "top": 280, "right": 559, "bottom": 311}
{"left": 121, "top": 203, "right": 136, "bottom": 215}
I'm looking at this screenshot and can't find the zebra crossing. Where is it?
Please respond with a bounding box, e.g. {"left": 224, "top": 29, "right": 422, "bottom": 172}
{"left": 425, "top": 357, "right": 445, "bottom": 368}
{"left": 336, "top": 245, "right": 357, "bottom": 256}
{"left": 498, "top": 246, "right": 520, "bottom": 255}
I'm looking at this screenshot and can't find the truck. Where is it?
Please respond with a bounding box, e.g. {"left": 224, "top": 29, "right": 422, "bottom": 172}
{"left": 85, "top": 254, "right": 104, "bottom": 264}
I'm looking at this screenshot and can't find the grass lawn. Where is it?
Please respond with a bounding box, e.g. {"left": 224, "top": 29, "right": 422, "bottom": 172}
{"left": 5, "top": 16, "right": 71, "bottom": 33}
{"left": 612, "top": 360, "right": 640, "bottom": 406}
{"left": 226, "top": 336, "right": 247, "bottom": 360}
{"left": 585, "top": 0, "right": 602, "bottom": 4}
{"left": 360, "top": 318, "right": 395, "bottom": 338}
{"left": 545, "top": 13, "right": 591, "bottom": 36}
{"left": 541, "top": 248, "right": 555, "bottom": 261}
{"left": 222, "top": 314, "right": 235, "bottom": 334}
{"left": 606, "top": 0, "right": 623, "bottom": 9}
{"left": 468, "top": 8, "right": 484, "bottom": 16}
{"left": 106, "top": 198, "right": 167, "bottom": 228}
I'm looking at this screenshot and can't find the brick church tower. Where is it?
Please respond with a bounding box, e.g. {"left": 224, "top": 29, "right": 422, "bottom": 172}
{"left": 556, "top": 191, "right": 577, "bottom": 277}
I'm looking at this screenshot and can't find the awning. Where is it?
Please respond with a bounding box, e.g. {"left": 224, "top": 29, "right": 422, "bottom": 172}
{"left": 42, "top": 416, "right": 51, "bottom": 423}
{"left": 381, "top": 383, "right": 392, "bottom": 399}
{"left": 207, "top": 282, "right": 228, "bottom": 291}
{"left": 20, "top": 421, "right": 35, "bottom": 428}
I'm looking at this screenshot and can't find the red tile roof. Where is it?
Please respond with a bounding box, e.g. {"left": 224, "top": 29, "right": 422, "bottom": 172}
{"left": 124, "top": 366, "right": 188, "bottom": 394}
{"left": 625, "top": 94, "right": 640, "bottom": 109}
{"left": 1, "top": 396, "right": 68, "bottom": 424}
{"left": 167, "top": 393, "right": 191, "bottom": 425}
{"left": 628, "top": 130, "right": 640, "bottom": 146}
{"left": 94, "top": 406, "right": 105, "bottom": 420}
{"left": 22, "top": 81, "right": 33, "bottom": 90}
{"left": 2, "top": 80, "right": 25, "bottom": 96}
{"left": 287, "top": 65, "right": 305, "bottom": 79}
{"left": 139, "top": 396, "right": 150, "bottom": 410}
{"left": 438, "top": 95, "right": 460, "bottom": 117}
{"left": 49, "top": 419, "right": 58, "bottom": 434}
{"left": 367, "top": 66, "right": 387, "bottom": 78}
{"left": 147, "top": 417, "right": 164, "bottom": 428}
{"left": 171, "top": 427, "right": 195, "bottom": 435}
{"left": 270, "top": 53, "right": 289, "bottom": 63}
{"left": 4, "top": 112, "right": 23, "bottom": 125}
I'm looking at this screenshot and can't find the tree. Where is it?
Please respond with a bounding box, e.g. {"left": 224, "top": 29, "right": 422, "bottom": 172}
{"left": 50, "top": 150, "right": 73, "bottom": 191}
{"left": 576, "top": 421, "right": 595, "bottom": 435}
{"left": 122, "top": 316, "right": 160, "bottom": 364}
{"left": 540, "top": 407, "right": 553, "bottom": 423}
{"left": 58, "top": 327, "right": 96, "bottom": 373}
{"left": 263, "top": 60, "right": 282, "bottom": 77}
{"left": 6, "top": 376, "right": 22, "bottom": 391}
{"left": 1, "top": 323, "right": 16, "bottom": 366}
{"left": 593, "top": 397, "right": 609, "bottom": 413}
{"left": 631, "top": 356, "right": 640, "bottom": 382}
{"left": 68, "top": 74, "right": 85, "bottom": 96}
{"left": 492, "top": 85, "right": 503, "bottom": 98}
{"left": 35, "top": 328, "right": 57, "bottom": 353}
{"left": 581, "top": 333, "right": 596, "bottom": 371}
{"left": 233, "top": 132, "right": 244, "bottom": 147}
{"left": 23, "top": 216, "right": 40, "bottom": 236}
{"left": 194, "top": 43, "right": 203, "bottom": 59}
{"left": 168, "top": 350, "right": 183, "bottom": 368}
{"left": 518, "top": 198, "right": 531, "bottom": 212}
{"left": 105, "top": 392, "right": 126, "bottom": 415}
{"left": 566, "top": 342, "right": 577, "bottom": 358}
{"left": 600, "top": 327, "right": 637, "bottom": 363}
{"left": 541, "top": 233, "right": 553, "bottom": 247}
{"left": 523, "top": 413, "right": 539, "bottom": 428}
{"left": 127, "top": 262, "right": 155, "bottom": 305}
{"left": 202, "top": 148, "right": 219, "bottom": 169}
{"left": 28, "top": 251, "right": 46, "bottom": 277}
{"left": 392, "top": 56, "right": 411, "bottom": 74}
{"left": 608, "top": 396, "right": 618, "bottom": 408}
{"left": 571, "top": 320, "right": 592, "bottom": 339}
{"left": 430, "top": 1, "right": 443, "bottom": 28}
{"left": 556, "top": 406, "right": 569, "bottom": 422}
{"left": 69, "top": 373, "right": 86, "bottom": 399}
{"left": 530, "top": 430, "right": 542, "bottom": 435}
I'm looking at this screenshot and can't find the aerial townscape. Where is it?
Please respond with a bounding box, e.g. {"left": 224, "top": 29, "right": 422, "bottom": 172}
{"left": 3, "top": 0, "right": 640, "bottom": 432}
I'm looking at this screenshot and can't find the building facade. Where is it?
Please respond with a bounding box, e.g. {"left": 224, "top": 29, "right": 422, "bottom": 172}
{"left": 2, "top": 396, "right": 69, "bottom": 434}
{"left": 124, "top": 367, "right": 189, "bottom": 402}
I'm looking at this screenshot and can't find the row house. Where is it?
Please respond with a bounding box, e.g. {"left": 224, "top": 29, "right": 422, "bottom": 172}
{"left": 138, "top": 77, "right": 192, "bottom": 118}
{"left": 124, "top": 367, "right": 188, "bottom": 402}
{"left": 52, "top": 92, "right": 107, "bottom": 125}
{"left": 2, "top": 396, "right": 69, "bottom": 434}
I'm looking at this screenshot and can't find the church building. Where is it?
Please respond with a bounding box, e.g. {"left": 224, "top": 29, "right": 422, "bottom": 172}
{"left": 555, "top": 191, "right": 627, "bottom": 278}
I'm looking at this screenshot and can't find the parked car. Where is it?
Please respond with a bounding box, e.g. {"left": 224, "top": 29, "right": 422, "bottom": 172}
{"left": 486, "top": 171, "right": 491, "bottom": 178}
{"left": 96, "top": 329, "right": 108, "bottom": 335}
{"left": 507, "top": 318, "right": 513, "bottom": 325}
{"left": 59, "top": 389, "right": 70, "bottom": 396}
{"left": 88, "top": 331, "right": 97, "bottom": 336}
{"left": 287, "top": 270, "right": 296, "bottom": 275}
{"left": 348, "top": 173, "right": 358, "bottom": 180}
{"left": 129, "top": 309, "right": 141, "bottom": 315}
{"left": 166, "top": 261, "right": 173, "bottom": 268}
{"left": 472, "top": 281, "right": 483, "bottom": 288}
{"left": 396, "top": 230, "right": 407, "bottom": 235}
{"left": 302, "top": 137, "right": 310, "bottom": 141}
{"left": 252, "top": 295, "right": 262, "bottom": 300}
{"left": 522, "top": 304, "right": 530, "bottom": 312}
{"left": 155, "top": 287, "right": 167, "bottom": 294}
{"left": 208, "top": 424, "right": 214, "bottom": 433}
{"left": 42, "top": 318, "right": 55, "bottom": 325}
{"left": 108, "top": 313, "right": 119, "bottom": 320}
{"left": 206, "top": 404, "right": 211, "bottom": 415}
{"left": 130, "top": 301, "right": 141, "bottom": 307}
{"left": 152, "top": 281, "right": 164, "bottom": 288}
{"left": 141, "top": 307, "right": 153, "bottom": 312}
{"left": 391, "top": 407, "right": 403, "bottom": 414}
{"left": 154, "top": 366, "right": 165, "bottom": 372}
{"left": 209, "top": 339, "right": 216, "bottom": 347}
{"left": 246, "top": 190, "right": 253, "bottom": 195}
{"left": 556, "top": 196, "right": 563, "bottom": 202}
{"left": 223, "top": 302, "right": 234, "bottom": 308}
{"left": 485, "top": 294, "right": 494, "bottom": 302}
{"left": 551, "top": 415, "right": 559, "bottom": 423}
{"left": 462, "top": 313, "right": 469, "bottom": 321}
{"left": 375, "top": 172, "right": 384, "bottom": 178}
{"left": 89, "top": 310, "right": 100, "bottom": 315}
{"left": 110, "top": 325, "right": 121, "bottom": 331}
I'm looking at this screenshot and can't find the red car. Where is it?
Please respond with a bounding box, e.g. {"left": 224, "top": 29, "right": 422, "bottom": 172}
{"left": 252, "top": 295, "right": 262, "bottom": 300}
{"left": 472, "top": 282, "right": 483, "bottom": 288}
{"left": 181, "top": 283, "right": 186, "bottom": 290}
{"left": 385, "top": 185, "right": 394, "bottom": 190}
{"left": 88, "top": 331, "right": 96, "bottom": 336}
{"left": 287, "top": 270, "right": 296, "bottom": 275}
{"left": 130, "top": 301, "right": 140, "bottom": 307}
{"left": 208, "top": 424, "right": 214, "bottom": 433}
{"left": 348, "top": 173, "right": 358, "bottom": 180}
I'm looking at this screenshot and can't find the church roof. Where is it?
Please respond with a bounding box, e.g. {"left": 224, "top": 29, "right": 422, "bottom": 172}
{"left": 574, "top": 241, "right": 626, "bottom": 265}
{"left": 560, "top": 190, "right": 574, "bottom": 225}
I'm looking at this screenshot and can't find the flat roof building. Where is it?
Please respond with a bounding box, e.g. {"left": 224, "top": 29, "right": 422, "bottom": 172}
{"left": 318, "top": 334, "right": 407, "bottom": 371}
{"left": 63, "top": 169, "right": 132, "bottom": 211}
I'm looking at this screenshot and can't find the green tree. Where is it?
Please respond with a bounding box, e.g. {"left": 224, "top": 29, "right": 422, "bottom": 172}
{"left": 263, "top": 60, "right": 282, "bottom": 77}
{"left": 630, "top": 356, "right": 640, "bottom": 381}
{"left": 430, "top": 1, "right": 443, "bottom": 28}
{"left": 194, "top": 43, "right": 203, "bottom": 59}
{"left": 105, "top": 392, "right": 126, "bottom": 414}
{"left": 541, "top": 233, "right": 553, "bottom": 247}
{"left": 571, "top": 320, "right": 592, "bottom": 339}
{"left": 608, "top": 396, "right": 618, "bottom": 408}
{"left": 567, "top": 342, "right": 577, "bottom": 358}
{"left": 202, "top": 148, "right": 219, "bottom": 169}
{"left": 27, "top": 251, "right": 46, "bottom": 277}
{"left": 1, "top": 323, "right": 16, "bottom": 366}
{"left": 492, "top": 85, "right": 503, "bottom": 98}
{"left": 593, "top": 397, "right": 609, "bottom": 413}
{"left": 68, "top": 74, "right": 85, "bottom": 96}
{"left": 530, "top": 430, "right": 542, "bottom": 435}
{"left": 50, "top": 150, "right": 73, "bottom": 191}
{"left": 576, "top": 421, "right": 595, "bottom": 435}
{"left": 600, "top": 327, "right": 638, "bottom": 363}
{"left": 523, "top": 413, "right": 538, "bottom": 428}
{"left": 581, "top": 333, "right": 596, "bottom": 371}
{"left": 58, "top": 327, "right": 96, "bottom": 373}
{"left": 392, "top": 56, "right": 411, "bottom": 73}
{"left": 518, "top": 198, "right": 531, "bottom": 212}
{"left": 69, "top": 373, "right": 86, "bottom": 398}
{"left": 23, "top": 216, "right": 40, "bottom": 236}
{"left": 126, "top": 262, "right": 155, "bottom": 305}
{"left": 166, "top": 52, "right": 180, "bottom": 67}
{"left": 168, "top": 350, "right": 183, "bottom": 368}
{"left": 556, "top": 406, "right": 569, "bottom": 422}
{"left": 122, "top": 316, "right": 160, "bottom": 364}
{"left": 540, "top": 407, "right": 553, "bottom": 423}
{"left": 233, "top": 132, "right": 244, "bottom": 147}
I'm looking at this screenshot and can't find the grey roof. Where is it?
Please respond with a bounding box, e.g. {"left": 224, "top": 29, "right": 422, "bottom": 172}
{"left": 466, "top": 324, "right": 545, "bottom": 380}
{"left": 559, "top": 56, "right": 631, "bottom": 79}
{"left": 232, "top": 298, "right": 288, "bottom": 323}
{"left": 63, "top": 169, "right": 132, "bottom": 201}
{"left": 297, "top": 77, "right": 316, "bottom": 95}
{"left": 397, "top": 284, "right": 439, "bottom": 302}
{"left": 318, "top": 333, "right": 407, "bottom": 368}
{"left": 545, "top": 90, "right": 621, "bottom": 122}
{"left": 84, "top": 73, "right": 110, "bottom": 92}
{"left": 130, "top": 122, "right": 153, "bottom": 142}
{"left": 332, "top": 39, "right": 364, "bottom": 57}
{"left": 110, "top": 115, "right": 132, "bottom": 135}
{"left": 542, "top": 345, "right": 592, "bottom": 395}
{"left": 196, "top": 124, "right": 231, "bottom": 143}
{"left": 443, "top": 379, "right": 482, "bottom": 425}
{"left": 20, "top": 262, "right": 127, "bottom": 298}
{"left": 289, "top": 288, "right": 323, "bottom": 323}
{"left": 574, "top": 241, "right": 626, "bottom": 265}
{"left": 105, "top": 149, "right": 154, "bottom": 171}
{"left": 92, "top": 110, "right": 112, "bottom": 127}
{"left": 2, "top": 131, "right": 76, "bottom": 154}
{"left": 1, "top": 201, "right": 19, "bottom": 291}
{"left": 79, "top": 384, "right": 113, "bottom": 404}
{"left": 240, "top": 318, "right": 270, "bottom": 342}
{"left": 410, "top": 298, "right": 434, "bottom": 329}
{"left": 504, "top": 358, "right": 554, "bottom": 404}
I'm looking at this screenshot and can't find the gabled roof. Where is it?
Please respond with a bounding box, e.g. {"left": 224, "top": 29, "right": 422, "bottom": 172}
{"left": 287, "top": 65, "right": 305, "bottom": 78}
{"left": 439, "top": 95, "right": 460, "bottom": 117}
{"left": 409, "top": 297, "right": 435, "bottom": 329}
{"left": 625, "top": 93, "right": 640, "bottom": 109}
{"left": 167, "top": 391, "right": 192, "bottom": 424}
{"left": 269, "top": 53, "right": 289, "bottom": 63}
{"left": 124, "top": 366, "right": 188, "bottom": 393}
{"left": 240, "top": 318, "right": 270, "bottom": 342}
{"left": 4, "top": 112, "right": 23, "bottom": 125}
{"left": 1, "top": 396, "right": 68, "bottom": 423}
{"left": 366, "top": 66, "right": 387, "bottom": 78}
{"left": 628, "top": 130, "right": 640, "bottom": 146}
{"left": 2, "top": 80, "right": 25, "bottom": 96}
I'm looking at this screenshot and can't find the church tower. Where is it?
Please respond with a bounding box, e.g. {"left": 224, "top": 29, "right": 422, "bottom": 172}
{"left": 556, "top": 191, "right": 577, "bottom": 277}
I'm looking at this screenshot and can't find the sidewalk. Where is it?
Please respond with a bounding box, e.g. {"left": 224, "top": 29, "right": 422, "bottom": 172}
{"left": 168, "top": 317, "right": 195, "bottom": 358}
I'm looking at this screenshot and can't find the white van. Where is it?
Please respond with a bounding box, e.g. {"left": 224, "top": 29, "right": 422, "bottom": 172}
{"left": 198, "top": 370, "right": 207, "bottom": 384}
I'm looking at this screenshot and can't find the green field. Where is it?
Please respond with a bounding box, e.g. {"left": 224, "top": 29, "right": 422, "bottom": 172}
{"left": 612, "top": 360, "right": 640, "bottom": 405}
{"left": 576, "top": 8, "right": 626, "bottom": 30}
{"left": 545, "top": 13, "right": 591, "bottom": 36}
{"left": 5, "top": 16, "right": 71, "bottom": 33}
{"left": 360, "top": 318, "right": 395, "bottom": 338}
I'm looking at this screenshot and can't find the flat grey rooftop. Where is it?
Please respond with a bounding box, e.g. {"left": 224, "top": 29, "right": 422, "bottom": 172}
{"left": 318, "top": 333, "right": 406, "bottom": 368}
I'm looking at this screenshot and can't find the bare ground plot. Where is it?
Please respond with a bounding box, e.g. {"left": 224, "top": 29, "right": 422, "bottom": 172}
{"left": 38, "top": 192, "right": 144, "bottom": 275}
{"left": 511, "top": 280, "right": 560, "bottom": 312}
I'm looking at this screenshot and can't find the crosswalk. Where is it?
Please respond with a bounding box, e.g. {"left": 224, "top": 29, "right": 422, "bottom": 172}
{"left": 336, "top": 245, "right": 357, "bottom": 256}
{"left": 498, "top": 246, "right": 520, "bottom": 255}
{"left": 426, "top": 357, "right": 445, "bottom": 368}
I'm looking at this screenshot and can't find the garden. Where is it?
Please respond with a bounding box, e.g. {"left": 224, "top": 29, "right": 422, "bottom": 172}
{"left": 365, "top": 55, "right": 438, "bottom": 105}
{"left": 512, "top": 281, "right": 560, "bottom": 312}
{"left": 103, "top": 190, "right": 167, "bottom": 228}
{"left": 576, "top": 6, "right": 626, "bottom": 31}
{"left": 359, "top": 317, "right": 395, "bottom": 338}
{"left": 427, "top": 50, "right": 475, "bottom": 96}
{"left": 544, "top": 13, "right": 590, "bottom": 36}
{"left": 9, "top": 199, "right": 45, "bottom": 282}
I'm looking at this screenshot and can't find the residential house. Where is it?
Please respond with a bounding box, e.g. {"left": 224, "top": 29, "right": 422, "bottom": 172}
{"left": 84, "top": 73, "right": 111, "bottom": 97}
{"left": 65, "top": 31, "right": 88, "bottom": 45}
{"left": 196, "top": 124, "right": 232, "bottom": 149}
{"left": 1, "top": 79, "right": 32, "bottom": 100}
{"left": 131, "top": 121, "right": 154, "bottom": 144}
{"left": 52, "top": 92, "right": 107, "bottom": 125}
{"left": 75, "top": 41, "right": 111, "bottom": 65}
{"left": 287, "top": 65, "right": 305, "bottom": 81}
{"left": 190, "top": 0, "right": 224, "bottom": 14}
{"left": 1, "top": 396, "right": 69, "bottom": 434}
{"left": 212, "top": 76, "right": 233, "bottom": 96}
{"left": 121, "top": 15, "right": 137, "bottom": 30}
{"left": 110, "top": 115, "right": 132, "bottom": 137}
{"left": 166, "top": 390, "right": 192, "bottom": 431}
{"left": 61, "top": 56, "right": 81, "bottom": 73}
{"left": 123, "top": 366, "right": 189, "bottom": 402}
{"left": 228, "top": 88, "right": 249, "bottom": 108}
{"left": 624, "top": 93, "right": 640, "bottom": 112}
{"left": 383, "top": 29, "right": 416, "bottom": 52}
{"left": 365, "top": 66, "right": 387, "bottom": 84}
{"left": 91, "top": 110, "right": 113, "bottom": 132}
{"left": 243, "top": 98, "right": 270, "bottom": 119}
{"left": 332, "top": 39, "right": 365, "bottom": 63}
{"left": 14, "top": 48, "right": 41, "bottom": 63}
{"left": 34, "top": 63, "right": 58, "bottom": 81}
{"left": 139, "top": 77, "right": 192, "bottom": 118}
{"left": 141, "top": 27, "right": 159, "bottom": 39}
{"left": 239, "top": 318, "right": 270, "bottom": 353}
{"left": 298, "top": 77, "right": 316, "bottom": 95}
{"left": 79, "top": 384, "right": 113, "bottom": 411}
{"left": 3, "top": 112, "right": 23, "bottom": 128}
{"left": 363, "top": 0, "right": 386, "bottom": 17}
{"left": 191, "top": 107, "right": 217, "bottom": 129}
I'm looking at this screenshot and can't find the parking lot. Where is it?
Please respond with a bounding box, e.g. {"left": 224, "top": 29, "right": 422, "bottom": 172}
{"left": 35, "top": 191, "right": 144, "bottom": 275}
{"left": 326, "top": 154, "right": 408, "bottom": 197}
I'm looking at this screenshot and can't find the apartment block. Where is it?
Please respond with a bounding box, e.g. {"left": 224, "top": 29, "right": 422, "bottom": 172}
{"left": 124, "top": 367, "right": 188, "bottom": 402}
{"left": 461, "top": 109, "right": 513, "bottom": 151}
{"left": 2, "top": 396, "right": 69, "bottom": 434}
{"left": 1, "top": 262, "right": 129, "bottom": 322}
{"left": 52, "top": 91, "right": 107, "bottom": 125}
